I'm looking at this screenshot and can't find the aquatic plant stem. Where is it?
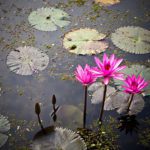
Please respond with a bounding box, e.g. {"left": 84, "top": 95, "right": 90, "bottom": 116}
{"left": 83, "top": 86, "right": 88, "bottom": 128}
{"left": 37, "top": 115, "right": 45, "bottom": 134}
{"left": 99, "top": 84, "right": 107, "bottom": 123}
{"left": 127, "top": 94, "right": 134, "bottom": 113}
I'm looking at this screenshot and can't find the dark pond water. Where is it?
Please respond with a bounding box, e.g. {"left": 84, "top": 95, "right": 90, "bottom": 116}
{"left": 0, "top": 0, "right": 150, "bottom": 149}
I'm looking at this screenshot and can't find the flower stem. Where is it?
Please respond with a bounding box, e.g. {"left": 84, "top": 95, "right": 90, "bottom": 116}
{"left": 37, "top": 114, "right": 45, "bottom": 134}
{"left": 83, "top": 86, "right": 88, "bottom": 128}
{"left": 99, "top": 84, "right": 107, "bottom": 123}
{"left": 127, "top": 94, "right": 134, "bottom": 113}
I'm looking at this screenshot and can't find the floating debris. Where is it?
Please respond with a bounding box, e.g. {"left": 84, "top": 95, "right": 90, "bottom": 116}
{"left": 111, "top": 26, "right": 150, "bottom": 54}
{"left": 0, "top": 114, "right": 10, "bottom": 148}
{"left": 28, "top": 7, "right": 70, "bottom": 31}
{"left": 6, "top": 46, "right": 49, "bottom": 75}
{"left": 63, "top": 28, "right": 108, "bottom": 55}
{"left": 31, "top": 127, "right": 87, "bottom": 150}
{"left": 95, "top": 0, "right": 120, "bottom": 6}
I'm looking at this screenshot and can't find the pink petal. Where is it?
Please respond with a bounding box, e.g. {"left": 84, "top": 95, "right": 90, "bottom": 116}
{"left": 103, "top": 53, "right": 109, "bottom": 64}
{"left": 114, "top": 65, "right": 126, "bottom": 72}
{"left": 94, "top": 57, "right": 103, "bottom": 69}
{"left": 113, "top": 58, "right": 123, "bottom": 69}
{"left": 110, "top": 54, "right": 115, "bottom": 65}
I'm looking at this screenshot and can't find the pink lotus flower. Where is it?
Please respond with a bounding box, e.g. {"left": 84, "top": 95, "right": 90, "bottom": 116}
{"left": 90, "top": 53, "right": 126, "bottom": 85}
{"left": 123, "top": 75, "right": 149, "bottom": 94}
{"left": 75, "top": 64, "right": 96, "bottom": 86}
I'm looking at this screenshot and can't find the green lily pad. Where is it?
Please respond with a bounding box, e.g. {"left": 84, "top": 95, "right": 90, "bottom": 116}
{"left": 113, "top": 65, "right": 150, "bottom": 96}
{"left": 28, "top": 7, "right": 70, "bottom": 31}
{"left": 111, "top": 26, "right": 150, "bottom": 54}
{"left": 0, "top": 115, "right": 10, "bottom": 148}
{"left": 31, "top": 127, "right": 87, "bottom": 150}
{"left": 56, "top": 105, "right": 83, "bottom": 129}
{"left": 63, "top": 28, "right": 108, "bottom": 55}
{"left": 6, "top": 46, "right": 49, "bottom": 75}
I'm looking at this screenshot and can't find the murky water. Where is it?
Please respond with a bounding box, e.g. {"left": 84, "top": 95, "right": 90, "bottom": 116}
{"left": 0, "top": 0, "right": 150, "bottom": 149}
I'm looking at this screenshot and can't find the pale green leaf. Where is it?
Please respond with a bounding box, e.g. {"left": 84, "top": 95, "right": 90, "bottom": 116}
{"left": 28, "top": 7, "right": 70, "bottom": 31}
{"left": 63, "top": 28, "right": 108, "bottom": 55}
{"left": 111, "top": 26, "right": 150, "bottom": 54}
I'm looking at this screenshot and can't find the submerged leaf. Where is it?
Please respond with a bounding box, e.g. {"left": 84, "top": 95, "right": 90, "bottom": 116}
{"left": 0, "top": 115, "right": 10, "bottom": 148}
{"left": 63, "top": 28, "right": 108, "bottom": 55}
{"left": 56, "top": 105, "right": 83, "bottom": 128}
{"left": 31, "top": 127, "right": 87, "bottom": 150}
{"left": 6, "top": 46, "right": 49, "bottom": 75}
{"left": 95, "top": 0, "right": 120, "bottom": 6}
{"left": 28, "top": 7, "right": 70, "bottom": 31}
{"left": 111, "top": 26, "right": 150, "bottom": 54}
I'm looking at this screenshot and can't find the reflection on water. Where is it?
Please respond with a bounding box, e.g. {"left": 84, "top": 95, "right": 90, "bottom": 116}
{"left": 0, "top": 0, "right": 150, "bottom": 149}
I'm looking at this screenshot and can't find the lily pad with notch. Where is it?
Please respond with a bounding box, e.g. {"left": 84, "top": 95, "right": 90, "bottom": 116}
{"left": 111, "top": 26, "right": 150, "bottom": 54}
{"left": 63, "top": 28, "right": 108, "bottom": 55}
{"left": 28, "top": 7, "right": 70, "bottom": 31}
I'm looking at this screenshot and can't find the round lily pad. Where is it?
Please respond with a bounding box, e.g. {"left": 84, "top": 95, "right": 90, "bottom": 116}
{"left": 31, "top": 127, "right": 87, "bottom": 150}
{"left": 56, "top": 105, "right": 83, "bottom": 129}
{"left": 111, "top": 26, "right": 150, "bottom": 54}
{"left": 95, "top": 0, "right": 120, "bottom": 6}
{"left": 0, "top": 115, "right": 10, "bottom": 148}
{"left": 28, "top": 7, "right": 70, "bottom": 31}
{"left": 63, "top": 28, "right": 108, "bottom": 55}
{"left": 6, "top": 46, "right": 49, "bottom": 75}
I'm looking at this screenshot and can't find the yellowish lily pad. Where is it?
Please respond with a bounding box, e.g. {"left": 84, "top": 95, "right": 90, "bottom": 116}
{"left": 63, "top": 28, "right": 108, "bottom": 55}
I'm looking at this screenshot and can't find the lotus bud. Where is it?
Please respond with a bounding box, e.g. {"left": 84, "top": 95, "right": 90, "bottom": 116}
{"left": 52, "top": 95, "right": 56, "bottom": 105}
{"left": 35, "top": 103, "right": 41, "bottom": 115}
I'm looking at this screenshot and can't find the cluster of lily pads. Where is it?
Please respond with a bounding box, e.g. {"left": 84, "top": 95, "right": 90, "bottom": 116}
{"left": 5, "top": 5, "right": 150, "bottom": 75}
{"left": 2, "top": 1, "right": 150, "bottom": 150}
